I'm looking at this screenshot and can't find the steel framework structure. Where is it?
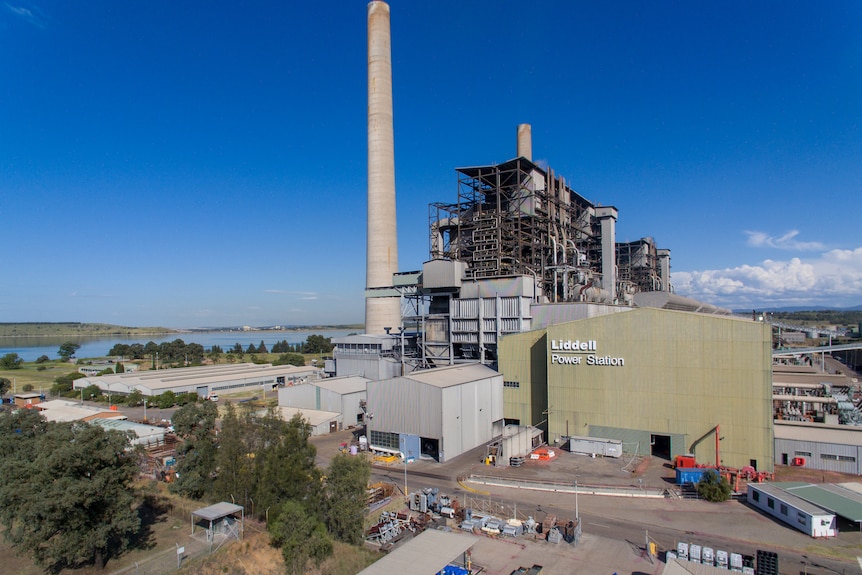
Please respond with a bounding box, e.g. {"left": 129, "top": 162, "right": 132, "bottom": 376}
{"left": 429, "top": 158, "right": 607, "bottom": 303}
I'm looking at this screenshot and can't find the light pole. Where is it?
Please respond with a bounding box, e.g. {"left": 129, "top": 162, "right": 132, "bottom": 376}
{"left": 574, "top": 474, "right": 580, "bottom": 521}
{"left": 144, "top": 399, "right": 148, "bottom": 422}
{"left": 401, "top": 436, "right": 408, "bottom": 495}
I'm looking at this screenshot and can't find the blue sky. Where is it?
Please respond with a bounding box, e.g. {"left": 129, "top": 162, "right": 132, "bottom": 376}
{"left": 2, "top": 1, "right": 860, "bottom": 328}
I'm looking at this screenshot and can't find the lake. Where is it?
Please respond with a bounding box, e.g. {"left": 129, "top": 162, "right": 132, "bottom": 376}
{"left": 0, "top": 330, "right": 356, "bottom": 362}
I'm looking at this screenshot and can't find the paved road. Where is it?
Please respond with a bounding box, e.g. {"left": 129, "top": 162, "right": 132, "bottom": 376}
{"left": 366, "top": 464, "right": 859, "bottom": 575}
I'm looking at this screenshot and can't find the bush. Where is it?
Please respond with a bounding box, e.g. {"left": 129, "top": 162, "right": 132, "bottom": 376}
{"left": 273, "top": 353, "right": 306, "bottom": 367}
{"left": 35, "top": 355, "right": 50, "bottom": 364}
{"left": 51, "top": 372, "right": 86, "bottom": 395}
{"left": 157, "top": 391, "right": 176, "bottom": 409}
{"left": 696, "top": 469, "right": 732, "bottom": 502}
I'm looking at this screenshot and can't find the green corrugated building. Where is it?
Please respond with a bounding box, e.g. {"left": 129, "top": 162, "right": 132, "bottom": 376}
{"left": 499, "top": 307, "right": 774, "bottom": 471}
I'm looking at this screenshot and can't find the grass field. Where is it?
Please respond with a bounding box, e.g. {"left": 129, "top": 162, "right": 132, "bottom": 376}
{"left": 0, "top": 362, "right": 77, "bottom": 392}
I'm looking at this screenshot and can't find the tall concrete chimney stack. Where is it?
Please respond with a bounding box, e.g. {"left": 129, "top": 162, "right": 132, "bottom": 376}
{"left": 517, "top": 123, "right": 532, "bottom": 161}
{"left": 365, "top": 1, "right": 401, "bottom": 335}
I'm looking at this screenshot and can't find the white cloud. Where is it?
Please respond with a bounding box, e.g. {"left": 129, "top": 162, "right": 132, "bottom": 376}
{"left": 264, "top": 289, "right": 318, "bottom": 299}
{"left": 744, "top": 230, "right": 825, "bottom": 251}
{"left": 673, "top": 245, "right": 862, "bottom": 309}
{"left": 5, "top": 3, "right": 44, "bottom": 28}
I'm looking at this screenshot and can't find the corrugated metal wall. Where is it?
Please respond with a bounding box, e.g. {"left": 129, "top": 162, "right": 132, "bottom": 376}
{"left": 500, "top": 330, "right": 547, "bottom": 429}
{"left": 588, "top": 425, "right": 652, "bottom": 456}
{"left": 501, "top": 308, "right": 774, "bottom": 471}
{"left": 368, "top": 378, "right": 442, "bottom": 440}
{"left": 774, "top": 438, "right": 862, "bottom": 475}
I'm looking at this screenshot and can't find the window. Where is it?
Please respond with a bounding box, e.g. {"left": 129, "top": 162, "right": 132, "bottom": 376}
{"left": 797, "top": 511, "right": 806, "bottom": 526}
{"left": 767, "top": 498, "right": 774, "bottom": 509}
{"left": 368, "top": 430, "right": 400, "bottom": 451}
{"left": 794, "top": 451, "right": 812, "bottom": 457}
{"left": 821, "top": 454, "right": 856, "bottom": 462}
{"left": 752, "top": 491, "right": 760, "bottom": 502}
{"left": 503, "top": 381, "right": 520, "bottom": 388}
{"left": 780, "top": 504, "right": 788, "bottom": 516}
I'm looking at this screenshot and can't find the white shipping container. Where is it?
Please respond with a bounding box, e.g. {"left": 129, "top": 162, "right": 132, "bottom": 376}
{"left": 566, "top": 435, "right": 623, "bottom": 458}
{"left": 690, "top": 544, "right": 702, "bottom": 564}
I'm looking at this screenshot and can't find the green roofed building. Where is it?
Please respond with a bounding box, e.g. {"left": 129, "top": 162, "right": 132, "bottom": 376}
{"left": 499, "top": 307, "right": 774, "bottom": 472}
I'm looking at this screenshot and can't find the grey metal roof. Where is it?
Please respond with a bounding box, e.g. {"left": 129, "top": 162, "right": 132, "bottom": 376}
{"left": 774, "top": 421, "right": 862, "bottom": 445}
{"left": 313, "top": 375, "right": 369, "bottom": 395}
{"left": 75, "top": 363, "right": 320, "bottom": 392}
{"left": 357, "top": 529, "right": 475, "bottom": 575}
{"left": 749, "top": 483, "right": 833, "bottom": 517}
{"left": 277, "top": 406, "right": 339, "bottom": 427}
{"left": 192, "top": 502, "right": 244, "bottom": 521}
{"left": 403, "top": 363, "right": 499, "bottom": 388}
{"left": 36, "top": 400, "right": 126, "bottom": 423}
{"left": 779, "top": 483, "right": 862, "bottom": 523}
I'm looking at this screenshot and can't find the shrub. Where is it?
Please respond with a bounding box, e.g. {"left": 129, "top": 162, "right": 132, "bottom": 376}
{"left": 696, "top": 469, "right": 732, "bottom": 502}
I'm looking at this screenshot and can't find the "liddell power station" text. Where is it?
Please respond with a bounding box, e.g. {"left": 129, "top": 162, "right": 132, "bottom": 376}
{"left": 550, "top": 339, "right": 625, "bottom": 366}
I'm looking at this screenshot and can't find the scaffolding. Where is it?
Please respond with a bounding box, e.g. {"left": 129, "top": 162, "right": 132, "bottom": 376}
{"left": 429, "top": 158, "right": 605, "bottom": 303}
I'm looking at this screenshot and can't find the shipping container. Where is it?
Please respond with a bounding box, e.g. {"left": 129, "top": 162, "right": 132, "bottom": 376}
{"left": 676, "top": 541, "right": 689, "bottom": 561}
{"left": 675, "top": 467, "right": 710, "bottom": 484}
{"left": 702, "top": 547, "right": 715, "bottom": 566}
{"left": 566, "top": 435, "right": 623, "bottom": 458}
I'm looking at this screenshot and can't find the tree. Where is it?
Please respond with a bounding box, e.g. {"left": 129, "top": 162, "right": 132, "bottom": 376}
{"left": 108, "top": 344, "right": 130, "bottom": 358}
{"left": 255, "top": 413, "right": 321, "bottom": 524}
{"left": 212, "top": 403, "right": 255, "bottom": 508}
{"left": 170, "top": 401, "right": 219, "bottom": 499}
{"left": 207, "top": 345, "right": 223, "bottom": 363}
{"left": 51, "top": 372, "right": 86, "bottom": 395}
{"left": 325, "top": 453, "right": 370, "bottom": 544}
{"left": 0, "top": 412, "right": 140, "bottom": 571}
{"left": 82, "top": 384, "right": 102, "bottom": 402}
{"left": 126, "top": 389, "right": 143, "bottom": 407}
{"left": 57, "top": 342, "right": 81, "bottom": 361}
{"left": 35, "top": 355, "right": 50, "bottom": 364}
{"left": 302, "top": 334, "right": 333, "bottom": 354}
{"left": 156, "top": 390, "right": 176, "bottom": 409}
{"left": 246, "top": 342, "right": 258, "bottom": 354}
{"left": 696, "top": 469, "right": 732, "bottom": 502}
{"left": 257, "top": 340, "right": 268, "bottom": 354}
{"left": 268, "top": 500, "right": 332, "bottom": 575}
{"left": 0, "top": 353, "right": 23, "bottom": 370}
{"left": 128, "top": 343, "right": 145, "bottom": 359}
{"left": 22, "top": 384, "right": 34, "bottom": 392}
{"left": 115, "top": 362, "right": 125, "bottom": 374}
{"left": 0, "top": 377, "right": 10, "bottom": 395}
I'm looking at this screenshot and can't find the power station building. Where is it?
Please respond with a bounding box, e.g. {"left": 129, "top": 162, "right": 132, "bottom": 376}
{"left": 499, "top": 307, "right": 775, "bottom": 471}
{"left": 353, "top": 1, "right": 775, "bottom": 471}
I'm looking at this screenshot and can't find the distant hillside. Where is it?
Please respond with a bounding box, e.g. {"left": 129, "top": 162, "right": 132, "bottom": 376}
{"left": 0, "top": 322, "right": 176, "bottom": 338}
{"left": 733, "top": 310, "right": 862, "bottom": 326}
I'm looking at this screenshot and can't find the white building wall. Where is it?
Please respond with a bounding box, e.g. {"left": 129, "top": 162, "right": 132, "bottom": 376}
{"left": 746, "top": 485, "right": 836, "bottom": 538}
